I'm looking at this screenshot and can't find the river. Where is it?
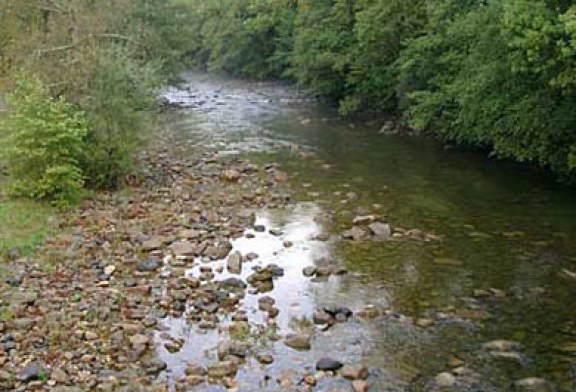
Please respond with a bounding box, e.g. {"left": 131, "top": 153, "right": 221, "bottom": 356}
{"left": 159, "top": 73, "right": 576, "bottom": 391}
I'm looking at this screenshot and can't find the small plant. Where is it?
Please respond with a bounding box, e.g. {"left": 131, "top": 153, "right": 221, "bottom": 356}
{"left": 1, "top": 76, "right": 88, "bottom": 207}
{"left": 37, "top": 369, "right": 48, "bottom": 383}
{"left": 0, "top": 306, "right": 16, "bottom": 322}
{"left": 70, "top": 293, "right": 82, "bottom": 303}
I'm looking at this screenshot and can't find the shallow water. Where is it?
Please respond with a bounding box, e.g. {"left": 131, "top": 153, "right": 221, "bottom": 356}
{"left": 160, "top": 73, "right": 576, "bottom": 391}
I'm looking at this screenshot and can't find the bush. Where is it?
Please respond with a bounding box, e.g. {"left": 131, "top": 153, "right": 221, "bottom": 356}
{"left": 80, "top": 49, "right": 161, "bottom": 189}
{"left": 0, "top": 77, "right": 87, "bottom": 206}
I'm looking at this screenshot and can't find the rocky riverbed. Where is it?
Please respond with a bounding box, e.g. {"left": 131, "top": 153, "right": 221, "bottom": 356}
{"left": 0, "top": 133, "right": 431, "bottom": 391}
{"left": 1, "top": 73, "right": 576, "bottom": 391}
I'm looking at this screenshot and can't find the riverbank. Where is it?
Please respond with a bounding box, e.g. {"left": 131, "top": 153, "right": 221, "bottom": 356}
{"left": 1, "top": 74, "right": 576, "bottom": 391}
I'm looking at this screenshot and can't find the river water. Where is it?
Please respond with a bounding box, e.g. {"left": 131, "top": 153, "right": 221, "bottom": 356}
{"left": 160, "top": 73, "right": 576, "bottom": 391}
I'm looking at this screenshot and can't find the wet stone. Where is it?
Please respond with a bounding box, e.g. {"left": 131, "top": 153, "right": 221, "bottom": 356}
{"left": 185, "top": 363, "right": 206, "bottom": 376}
{"left": 256, "top": 353, "right": 274, "bottom": 365}
{"left": 269, "top": 228, "right": 283, "bottom": 236}
{"left": 316, "top": 358, "right": 343, "bottom": 372}
{"left": 283, "top": 333, "right": 311, "bottom": 350}
{"left": 207, "top": 361, "right": 237, "bottom": 378}
{"left": 313, "top": 310, "right": 333, "bottom": 325}
{"left": 315, "top": 266, "right": 332, "bottom": 276}
{"left": 186, "top": 375, "right": 205, "bottom": 386}
{"left": 144, "top": 358, "right": 167, "bottom": 374}
{"left": 340, "top": 365, "right": 368, "bottom": 380}
{"left": 303, "top": 267, "right": 317, "bottom": 277}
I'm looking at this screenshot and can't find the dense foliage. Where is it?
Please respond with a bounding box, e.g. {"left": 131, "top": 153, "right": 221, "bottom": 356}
{"left": 1, "top": 78, "right": 87, "bottom": 206}
{"left": 2, "top": 0, "right": 576, "bottom": 196}
{"left": 181, "top": 0, "right": 576, "bottom": 181}
{"left": 0, "top": 0, "right": 194, "bottom": 202}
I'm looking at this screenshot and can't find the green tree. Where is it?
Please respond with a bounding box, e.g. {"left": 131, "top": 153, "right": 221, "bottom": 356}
{"left": 1, "top": 77, "right": 87, "bottom": 206}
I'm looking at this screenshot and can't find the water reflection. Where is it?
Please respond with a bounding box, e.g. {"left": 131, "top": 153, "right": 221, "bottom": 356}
{"left": 161, "top": 73, "right": 576, "bottom": 390}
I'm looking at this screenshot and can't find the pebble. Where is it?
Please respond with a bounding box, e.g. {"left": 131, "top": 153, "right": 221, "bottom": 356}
{"left": 256, "top": 353, "right": 274, "bottom": 365}
{"left": 340, "top": 365, "right": 368, "bottom": 380}
{"left": 283, "top": 333, "right": 311, "bottom": 350}
{"left": 435, "top": 372, "right": 456, "bottom": 388}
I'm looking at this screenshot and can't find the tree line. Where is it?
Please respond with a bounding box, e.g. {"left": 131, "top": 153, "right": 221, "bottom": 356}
{"left": 1, "top": 0, "right": 575, "bottom": 207}
{"left": 182, "top": 0, "right": 576, "bottom": 182}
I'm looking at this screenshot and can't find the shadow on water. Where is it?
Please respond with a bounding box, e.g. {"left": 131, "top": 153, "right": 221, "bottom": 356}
{"left": 160, "top": 72, "right": 576, "bottom": 391}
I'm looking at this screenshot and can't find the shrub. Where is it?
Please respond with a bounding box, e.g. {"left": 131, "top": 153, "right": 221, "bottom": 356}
{"left": 0, "top": 77, "right": 87, "bottom": 206}
{"left": 80, "top": 48, "right": 161, "bottom": 189}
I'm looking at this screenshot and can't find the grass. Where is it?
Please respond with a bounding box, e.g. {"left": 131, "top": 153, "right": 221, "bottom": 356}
{"left": 0, "top": 92, "right": 55, "bottom": 259}
{"left": 0, "top": 198, "right": 54, "bottom": 258}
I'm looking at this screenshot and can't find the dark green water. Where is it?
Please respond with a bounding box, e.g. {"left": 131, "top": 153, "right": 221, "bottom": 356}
{"left": 164, "top": 73, "right": 576, "bottom": 390}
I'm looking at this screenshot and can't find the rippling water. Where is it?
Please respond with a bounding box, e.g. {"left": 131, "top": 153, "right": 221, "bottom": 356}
{"left": 160, "top": 73, "right": 576, "bottom": 391}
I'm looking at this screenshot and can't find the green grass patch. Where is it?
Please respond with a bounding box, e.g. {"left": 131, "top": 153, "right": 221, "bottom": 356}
{"left": 0, "top": 198, "right": 54, "bottom": 258}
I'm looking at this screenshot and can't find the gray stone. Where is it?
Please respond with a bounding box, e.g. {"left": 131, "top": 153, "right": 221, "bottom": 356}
{"left": 353, "top": 215, "right": 379, "bottom": 225}
{"left": 435, "top": 372, "right": 456, "bottom": 388}
{"left": 316, "top": 358, "right": 343, "bottom": 371}
{"left": 137, "top": 259, "right": 160, "bottom": 272}
{"left": 18, "top": 362, "right": 45, "bottom": 382}
{"left": 369, "top": 222, "right": 391, "bottom": 240}
{"left": 143, "top": 358, "right": 167, "bottom": 374}
{"left": 170, "top": 241, "right": 195, "bottom": 256}
{"left": 341, "top": 365, "right": 369, "bottom": 380}
{"left": 514, "top": 378, "right": 553, "bottom": 391}
{"left": 341, "top": 227, "right": 366, "bottom": 241}
{"left": 283, "top": 333, "right": 311, "bottom": 350}
{"left": 142, "top": 238, "right": 163, "bottom": 251}
{"left": 227, "top": 251, "right": 243, "bottom": 274}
